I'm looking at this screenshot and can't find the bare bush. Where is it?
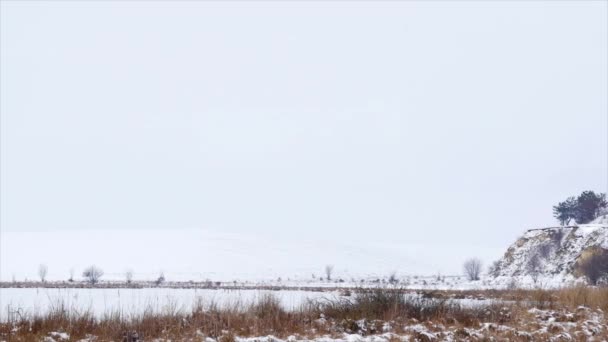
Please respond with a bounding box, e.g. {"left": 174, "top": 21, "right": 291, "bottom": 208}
{"left": 463, "top": 258, "right": 482, "bottom": 281}
{"left": 325, "top": 265, "right": 334, "bottom": 281}
{"left": 388, "top": 272, "right": 398, "bottom": 284}
{"left": 38, "top": 264, "right": 48, "bottom": 282}
{"left": 155, "top": 272, "right": 165, "bottom": 286}
{"left": 82, "top": 265, "right": 104, "bottom": 284}
{"left": 125, "top": 269, "right": 133, "bottom": 284}
{"left": 579, "top": 249, "right": 608, "bottom": 285}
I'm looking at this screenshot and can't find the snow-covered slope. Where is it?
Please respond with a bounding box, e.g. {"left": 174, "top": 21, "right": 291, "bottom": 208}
{"left": 493, "top": 215, "right": 608, "bottom": 281}
{"left": 0, "top": 228, "right": 502, "bottom": 283}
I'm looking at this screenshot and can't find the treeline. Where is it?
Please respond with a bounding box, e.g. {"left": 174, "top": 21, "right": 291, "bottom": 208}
{"left": 553, "top": 190, "right": 607, "bottom": 225}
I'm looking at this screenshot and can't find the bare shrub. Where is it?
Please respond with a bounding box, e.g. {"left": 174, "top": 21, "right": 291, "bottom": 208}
{"left": 463, "top": 258, "right": 482, "bottom": 281}
{"left": 82, "top": 265, "right": 104, "bottom": 284}
{"left": 578, "top": 249, "right": 608, "bottom": 285}
{"left": 38, "top": 264, "right": 48, "bottom": 282}
{"left": 125, "top": 269, "right": 133, "bottom": 284}
{"left": 388, "top": 272, "right": 398, "bottom": 284}
{"left": 325, "top": 265, "right": 334, "bottom": 281}
{"left": 155, "top": 272, "right": 165, "bottom": 286}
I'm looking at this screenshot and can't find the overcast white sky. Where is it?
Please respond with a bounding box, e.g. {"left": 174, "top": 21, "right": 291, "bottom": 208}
{"left": 1, "top": 2, "right": 607, "bottom": 265}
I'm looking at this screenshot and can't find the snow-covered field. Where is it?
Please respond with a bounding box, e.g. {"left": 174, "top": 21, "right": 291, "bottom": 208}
{"left": 0, "top": 228, "right": 503, "bottom": 283}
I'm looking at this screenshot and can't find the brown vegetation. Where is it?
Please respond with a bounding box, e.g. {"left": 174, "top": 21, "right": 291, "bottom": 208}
{"left": 1, "top": 287, "right": 607, "bottom": 341}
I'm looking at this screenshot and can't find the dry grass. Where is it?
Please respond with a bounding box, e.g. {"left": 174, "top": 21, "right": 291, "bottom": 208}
{"left": 417, "top": 286, "right": 608, "bottom": 311}
{"left": 1, "top": 287, "right": 607, "bottom": 341}
{"left": 305, "top": 289, "right": 513, "bottom": 326}
{"left": 554, "top": 286, "right": 608, "bottom": 311}
{"left": 2, "top": 293, "right": 314, "bottom": 341}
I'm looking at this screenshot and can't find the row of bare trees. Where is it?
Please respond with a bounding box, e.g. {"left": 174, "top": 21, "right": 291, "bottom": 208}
{"left": 34, "top": 265, "right": 169, "bottom": 285}
{"left": 37, "top": 264, "right": 104, "bottom": 284}
{"left": 35, "top": 262, "right": 484, "bottom": 285}
{"left": 33, "top": 258, "right": 605, "bottom": 286}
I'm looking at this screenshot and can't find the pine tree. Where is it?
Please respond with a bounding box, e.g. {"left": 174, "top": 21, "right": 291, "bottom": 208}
{"left": 574, "top": 191, "right": 607, "bottom": 224}
{"left": 553, "top": 191, "right": 607, "bottom": 225}
{"left": 553, "top": 196, "right": 576, "bottom": 225}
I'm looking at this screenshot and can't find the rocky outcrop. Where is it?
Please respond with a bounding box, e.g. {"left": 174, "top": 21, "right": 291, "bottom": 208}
{"left": 493, "top": 216, "right": 608, "bottom": 280}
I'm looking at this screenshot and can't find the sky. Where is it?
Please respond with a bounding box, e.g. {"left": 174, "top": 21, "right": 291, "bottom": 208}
{"left": 0, "top": 1, "right": 607, "bottom": 275}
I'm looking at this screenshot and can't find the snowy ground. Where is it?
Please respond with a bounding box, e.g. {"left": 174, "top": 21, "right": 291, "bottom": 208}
{"left": 0, "top": 228, "right": 504, "bottom": 283}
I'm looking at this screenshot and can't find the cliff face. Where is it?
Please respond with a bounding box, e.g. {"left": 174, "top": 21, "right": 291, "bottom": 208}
{"left": 494, "top": 216, "right": 608, "bottom": 280}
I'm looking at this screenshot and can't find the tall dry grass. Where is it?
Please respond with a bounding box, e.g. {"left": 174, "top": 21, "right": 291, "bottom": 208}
{"left": 1, "top": 286, "right": 607, "bottom": 340}
{"left": 554, "top": 286, "right": 608, "bottom": 311}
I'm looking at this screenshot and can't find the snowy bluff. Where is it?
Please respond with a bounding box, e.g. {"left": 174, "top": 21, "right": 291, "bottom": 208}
{"left": 492, "top": 215, "right": 608, "bottom": 282}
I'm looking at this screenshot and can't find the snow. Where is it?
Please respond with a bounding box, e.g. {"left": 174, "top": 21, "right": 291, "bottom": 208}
{"left": 49, "top": 332, "right": 69, "bottom": 341}
{"left": 0, "top": 228, "right": 503, "bottom": 283}
{"left": 493, "top": 223, "right": 608, "bottom": 282}
{"left": 2, "top": 222, "right": 606, "bottom": 295}
{"left": 590, "top": 214, "right": 608, "bottom": 225}
{"left": 235, "top": 334, "right": 404, "bottom": 342}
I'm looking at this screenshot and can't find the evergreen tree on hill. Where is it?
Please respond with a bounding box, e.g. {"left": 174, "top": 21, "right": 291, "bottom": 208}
{"left": 553, "top": 196, "right": 576, "bottom": 225}
{"left": 553, "top": 191, "right": 607, "bottom": 225}
{"left": 574, "top": 191, "right": 607, "bottom": 224}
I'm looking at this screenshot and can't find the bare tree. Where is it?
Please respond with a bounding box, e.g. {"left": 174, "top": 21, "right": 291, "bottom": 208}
{"left": 324, "top": 265, "right": 334, "bottom": 281}
{"left": 527, "top": 253, "right": 542, "bottom": 284}
{"left": 463, "top": 258, "right": 482, "bottom": 281}
{"left": 155, "top": 271, "right": 165, "bottom": 286}
{"left": 125, "top": 269, "right": 133, "bottom": 284}
{"left": 69, "top": 268, "right": 75, "bottom": 282}
{"left": 388, "top": 271, "right": 398, "bottom": 284}
{"left": 38, "top": 264, "right": 48, "bottom": 282}
{"left": 82, "top": 265, "right": 104, "bottom": 284}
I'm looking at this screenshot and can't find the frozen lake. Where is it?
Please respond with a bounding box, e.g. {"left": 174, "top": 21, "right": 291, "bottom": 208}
{"left": 0, "top": 288, "right": 342, "bottom": 321}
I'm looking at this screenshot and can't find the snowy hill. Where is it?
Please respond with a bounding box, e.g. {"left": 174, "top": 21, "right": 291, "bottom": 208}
{"left": 0, "top": 228, "right": 502, "bottom": 283}
{"left": 492, "top": 215, "right": 608, "bottom": 283}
